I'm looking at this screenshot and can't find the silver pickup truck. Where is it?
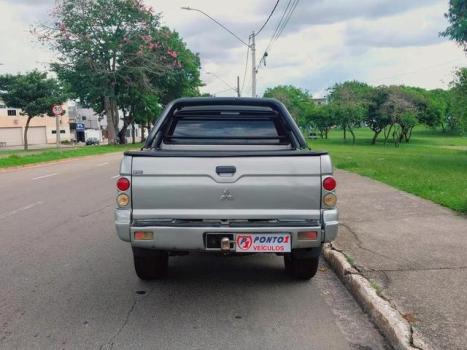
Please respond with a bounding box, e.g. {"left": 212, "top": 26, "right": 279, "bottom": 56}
{"left": 115, "top": 98, "right": 338, "bottom": 280}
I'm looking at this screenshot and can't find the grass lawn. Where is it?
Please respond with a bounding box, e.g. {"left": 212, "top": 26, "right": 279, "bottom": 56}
{"left": 309, "top": 127, "right": 467, "bottom": 213}
{"left": 0, "top": 144, "right": 142, "bottom": 169}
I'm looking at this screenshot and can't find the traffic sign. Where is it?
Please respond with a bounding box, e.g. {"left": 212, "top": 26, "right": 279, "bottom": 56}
{"left": 52, "top": 105, "right": 63, "bottom": 116}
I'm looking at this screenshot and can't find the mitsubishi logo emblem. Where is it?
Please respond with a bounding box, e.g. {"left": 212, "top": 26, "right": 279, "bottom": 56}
{"left": 219, "top": 189, "right": 233, "bottom": 201}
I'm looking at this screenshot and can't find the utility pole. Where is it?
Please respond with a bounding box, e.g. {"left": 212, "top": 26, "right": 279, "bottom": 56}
{"left": 55, "top": 115, "right": 61, "bottom": 150}
{"left": 237, "top": 76, "right": 240, "bottom": 97}
{"left": 52, "top": 105, "right": 63, "bottom": 150}
{"left": 181, "top": 7, "right": 257, "bottom": 98}
{"left": 251, "top": 31, "right": 256, "bottom": 98}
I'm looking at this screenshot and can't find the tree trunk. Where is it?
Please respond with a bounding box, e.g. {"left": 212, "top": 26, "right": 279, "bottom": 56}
{"left": 104, "top": 96, "right": 117, "bottom": 144}
{"left": 325, "top": 129, "right": 328, "bottom": 139}
{"left": 141, "top": 125, "right": 146, "bottom": 142}
{"left": 349, "top": 127, "right": 356, "bottom": 144}
{"left": 406, "top": 127, "right": 414, "bottom": 143}
{"left": 393, "top": 126, "right": 400, "bottom": 148}
{"left": 384, "top": 124, "right": 393, "bottom": 145}
{"left": 131, "top": 121, "right": 136, "bottom": 144}
{"left": 118, "top": 127, "right": 127, "bottom": 144}
{"left": 371, "top": 130, "right": 381, "bottom": 144}
{"left": 343, "top": 126, "right": 347, "bottom": 141}
{"left": 23, "top": 116, "right": 33, "bottom": 151}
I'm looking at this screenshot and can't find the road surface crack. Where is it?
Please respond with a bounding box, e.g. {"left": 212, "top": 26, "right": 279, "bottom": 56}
{"left": 373, "top": 266, "right": 467, "bottom": 272}
{"left": 339, "top": 223, "right": 414, "bottom": 267}
{"left": 99, "top": 298, "right": 138, "bottom": 350}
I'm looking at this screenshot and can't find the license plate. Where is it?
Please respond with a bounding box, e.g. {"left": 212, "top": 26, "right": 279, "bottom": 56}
{"left": 235, "top": 233, "right": 291, "bottom": 253}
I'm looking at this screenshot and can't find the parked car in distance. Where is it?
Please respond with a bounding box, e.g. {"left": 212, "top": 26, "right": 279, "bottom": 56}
{"left": 85, "top": 137, "right": 100, "bottom": 145}
{"left": 308, "top": 131, "right": 319, "bottom": 140}
{"left": 115, "top": 98, "right": 338, "bottom": 280}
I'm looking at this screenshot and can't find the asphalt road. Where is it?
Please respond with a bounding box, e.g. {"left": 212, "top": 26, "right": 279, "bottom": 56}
{"left": 0, "top": 153, "right": 389, "bottom": 350}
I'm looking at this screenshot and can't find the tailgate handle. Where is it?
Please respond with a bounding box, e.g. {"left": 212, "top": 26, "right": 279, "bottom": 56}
{"left": 216, "top": 166, "right": 236, "bottom": 176}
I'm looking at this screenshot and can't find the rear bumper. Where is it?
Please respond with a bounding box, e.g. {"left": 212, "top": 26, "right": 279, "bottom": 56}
{"left": 115, "top": 208, "right": 339, "bottom": 249}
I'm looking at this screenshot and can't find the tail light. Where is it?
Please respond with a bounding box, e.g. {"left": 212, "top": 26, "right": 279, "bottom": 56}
{"left": 322, "top": 177, "right": 336, "bottom": 191}
{"left": 117, "top": 193, "right": 129, "bottom": 207}
{"left": 117, "top": 177, "right": 130, "bottom": 191}
{"left": 322, "top": 176, "right": 337, "bottom": 208}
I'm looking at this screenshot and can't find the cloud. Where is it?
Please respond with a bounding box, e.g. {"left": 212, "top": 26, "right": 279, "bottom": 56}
{"left": 345, "top": 2, "right": 447, "bottom": 49}
{"left": 0, "top": 0, "right": 465, "bottom": 99}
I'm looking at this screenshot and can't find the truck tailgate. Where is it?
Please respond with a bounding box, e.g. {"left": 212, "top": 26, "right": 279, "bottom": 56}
{"left": 131, "top": 156, "right": 322, "bottom": 221}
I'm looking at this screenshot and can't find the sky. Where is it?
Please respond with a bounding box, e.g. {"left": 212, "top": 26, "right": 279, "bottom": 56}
{"left": 0, "top": 0, "right": 466, "bottom": 98}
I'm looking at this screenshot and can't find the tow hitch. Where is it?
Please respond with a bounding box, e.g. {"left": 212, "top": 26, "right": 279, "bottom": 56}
{"left": 221, "top": 237, "right": 231, "bottom": 251}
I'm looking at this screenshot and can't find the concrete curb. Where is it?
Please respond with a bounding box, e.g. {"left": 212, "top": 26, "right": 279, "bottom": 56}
{"left": 323, "top": 243, "right": 430, "bottom": 350}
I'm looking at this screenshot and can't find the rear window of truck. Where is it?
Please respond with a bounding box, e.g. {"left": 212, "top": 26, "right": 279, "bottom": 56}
{"left": 164, "top": 116, "right": 290, "bottom": 145}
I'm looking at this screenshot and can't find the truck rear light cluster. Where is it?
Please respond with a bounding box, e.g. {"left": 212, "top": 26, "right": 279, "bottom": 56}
{"left": 322, "top": 176, "right": 337, "bottom": 208}
{"left": 116, "top": 177, "right": 130, "bottom": 208}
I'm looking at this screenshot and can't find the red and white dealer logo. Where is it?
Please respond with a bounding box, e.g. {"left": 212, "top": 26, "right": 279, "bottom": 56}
{"left": 236, "top": 234, "right": 253, "bottom": 251}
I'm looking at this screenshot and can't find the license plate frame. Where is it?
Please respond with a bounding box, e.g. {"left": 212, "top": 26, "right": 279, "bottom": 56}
{"left": 235, "top": 233, "right": 291, "bottom": 253}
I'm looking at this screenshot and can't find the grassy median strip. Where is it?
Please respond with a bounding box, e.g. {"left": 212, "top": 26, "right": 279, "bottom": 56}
{"left": 0, "top": 144, "right": 142, "bottom": 169}
{"left": 310, "top": 127, "right": 467, "bottom": 213}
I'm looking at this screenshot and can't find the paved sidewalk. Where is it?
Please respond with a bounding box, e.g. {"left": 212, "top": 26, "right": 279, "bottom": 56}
{"left": 334, "top": 170, "right": 467, "bottom": 350}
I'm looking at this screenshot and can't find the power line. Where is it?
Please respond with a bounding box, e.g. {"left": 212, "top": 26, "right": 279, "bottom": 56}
{"left": 255, "top": 0, "right": 280, "bottom": 37}
{"left": 265, "top": 0, "right": 292, "bottom": 52}
{"left": 213, "top": 87, "right": 237, "bottom": 96}
{"left": 272, "top": 0, "right": 299, "bottom": 45}
{"left": 256, "top": 0, "right": 300, "bottom": 71}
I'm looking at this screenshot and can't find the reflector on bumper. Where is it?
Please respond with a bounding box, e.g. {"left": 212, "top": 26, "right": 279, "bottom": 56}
{"left": 134, "top": 231, "right": 153, "bottom": 241}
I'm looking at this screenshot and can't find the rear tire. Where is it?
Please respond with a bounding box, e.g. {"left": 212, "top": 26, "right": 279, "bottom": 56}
{"left": 284, "top": 254, "right": 319, "bottom": 280}
{"left": 132, "top": 248, "right": 168, "bottom": 280}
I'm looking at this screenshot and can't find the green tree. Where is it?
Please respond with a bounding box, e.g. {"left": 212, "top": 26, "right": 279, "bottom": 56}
{"left": 308, "top": 104, "right": 334, "bottom": 139}
{"left": 375, "top": 86, "right": 420, "bottom": 146}
{"left": 424, "top": 89, "right": 450, "bottom": 131}
{"left": 328, "top": 81, "right": 373, "bottom": 144}
{"left": 0, "top": 71, "right": 67, "bottom": 150}
{"left": 441, "top": 0, "right": 467, "bottom": 51}
{"left": 263, "top": 85, "right": 314, "bottom": 128}
{"left": 38, "top": 0, "right": 198, "bottom": 143}
{"left": 154, "top": 27, "right": 202, "bottom": 105}
{"left": 449, "top": 67, "right": 467, "bottom": 133}
{"left": 368, "top": 87, "right": 392, "bottom": 144}
{"left": 133, "top": 93, "right": 162, "bottom": 143}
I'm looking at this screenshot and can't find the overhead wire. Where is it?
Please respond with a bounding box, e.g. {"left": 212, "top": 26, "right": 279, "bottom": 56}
{"left": 238, "top": 1, "right": 280, "bottom": 95}
{"left": 255, "top": 0, "right": 280, "bottom": 37}
{"left": 257, "top": 0, "right": 300, "bottom": 71}
{"left": 213, "top": 87, "right": 237, "bottom": 96}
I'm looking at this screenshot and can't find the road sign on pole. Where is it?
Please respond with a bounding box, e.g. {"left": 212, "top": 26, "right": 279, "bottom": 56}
{"left": 52, "top": 105, "right": 63, "bottom": 150}
{"left": 52, "top": 105, "right": 62, "bottom": 116}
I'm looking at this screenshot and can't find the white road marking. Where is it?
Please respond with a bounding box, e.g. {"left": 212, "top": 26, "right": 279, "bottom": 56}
{"left": 97, "top": 162, "right": 109, "bottom": 167}
{"left": 111, "top": 175, "right": 120, "bottom": 179}
{"left": 0, "top": 201, "right": 44, "bottom": 220}
{"left": 32, "top": 173, "right": 58, "bottom": 181}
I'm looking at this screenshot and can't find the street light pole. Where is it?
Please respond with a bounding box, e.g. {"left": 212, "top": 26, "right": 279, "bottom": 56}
{"left": 182, "top": 6, "right": 257, "bottom": 97}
